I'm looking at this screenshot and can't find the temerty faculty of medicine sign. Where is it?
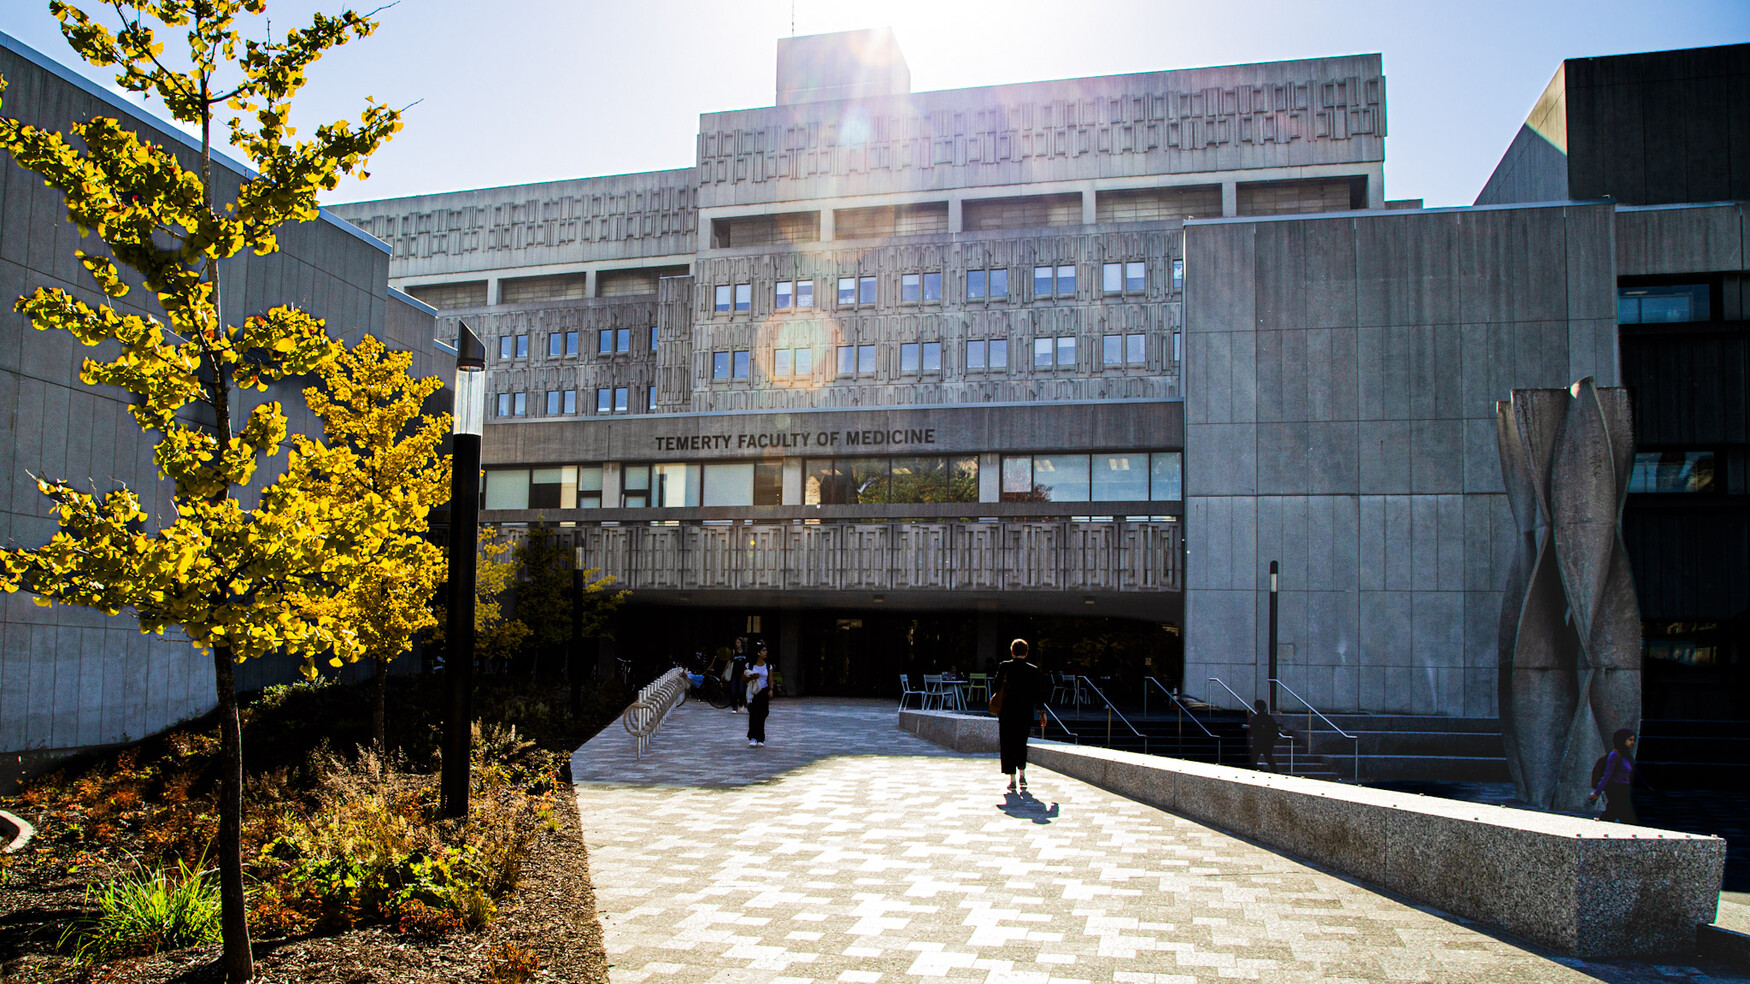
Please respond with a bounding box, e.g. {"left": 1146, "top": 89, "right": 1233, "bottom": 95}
{"left": 652, "top": 427, "right": 937, "bottom": 453}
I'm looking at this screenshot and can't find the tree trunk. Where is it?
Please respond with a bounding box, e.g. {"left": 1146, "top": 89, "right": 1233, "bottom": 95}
{"left": 212, "top": 648, "right": 254, "bottom": 981}
{"left": 372, "top": 658, "right": 388, "bottom": 753}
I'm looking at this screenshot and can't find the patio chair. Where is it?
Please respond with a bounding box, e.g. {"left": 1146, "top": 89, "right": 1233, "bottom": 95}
{"left": 898, "top": 674, "right": 928, "bottom": 709}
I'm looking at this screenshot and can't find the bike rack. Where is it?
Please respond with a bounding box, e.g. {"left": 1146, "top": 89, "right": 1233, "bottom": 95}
{"left": 623, "top": 667, "right": 688, "bottom": 759}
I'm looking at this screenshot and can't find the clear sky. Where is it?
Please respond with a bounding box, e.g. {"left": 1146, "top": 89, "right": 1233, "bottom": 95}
{"left": 3, "top": 1, "right": 1747, "bottom": 208}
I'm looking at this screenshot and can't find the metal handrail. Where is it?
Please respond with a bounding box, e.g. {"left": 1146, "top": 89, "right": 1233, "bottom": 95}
{"left": 1206, "top": 676, "right": 1293, "bottom": 773}
{"left": 1071, "top": 676, "right": 1146, "bottom": 749}
{"left": 1144, "top": 677, "right": 1218, "bottom": 739}
{"left": 1207, "top": 676, "right": 1251, "bottom": 709}
{"left": 1039, "top": 703, "right": 1079, "bottom": 742}
{"left": 1268, "top": 677, "right": 1359, "bottom": 782}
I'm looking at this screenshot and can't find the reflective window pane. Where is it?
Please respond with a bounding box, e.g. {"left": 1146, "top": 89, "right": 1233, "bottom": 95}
{"left": 858, "top": 344, "right": 876, "bottom": 373}
{"left": 967, "top": 340, "right": 986, "bottom": 369}
{"left": 949, "top": 457, "right": 979, "bottom": 502}
{"left": 923, "top": 272, "right": 941, "bottom": 301}
{"left": 968, "top": 269, "right": 986, "bottom": 299}
{"left": 564, "top": 390, "right": 576, "bottom": 414}
{"left": 1000, "top": 456, "right": 1034, "bottom": 501}
{"left": 1034, "top": 266, "right": 1052, "bottom": 296}
{"left": 516, "top": 335, "right": 528, "bottom": 358}
{"left": 1629, "top": 451, "right": 1716, "bottom": 493}
{"left": 805, "top": 459, "right": 848, "bottom": 504}
{"left": 902, "top": 273, "right": 920, "bottom": 302}
{"left": 614, "top": 387, "right": 628, "bottom": 412}
{"left": 797, "top": 280, "right": 813, "bottom": 307}
{"left": 733, "top": 350, "right": 750, "bottom": 378}
{"left": 567, "top": 331, "right": 579, "bottom": 355}
{"left": 1127, "top": 333, "right": 1145, "bottom": 364}
{"left": 890, "top": 456, "right": 946, "bottom": 503}
{"left": 1172, "top": 259, "right": 1184, "bottom": 291}
{"left": 616, "top": 328, "right": 630, "bottom": 352}
{"left": 715, "top": 284, "right": 731, "bottom": 312}
{"left": 1033, "top": 454, "right": 1090, "bottom": 501}
{"left": 838, "top": 277, "right": 856, "bottom": 305}
{"left": 734, "top": 283, "right": 751, "bottom": 311}
{"left": 859, "top": 276, "right": 876, "bottom": 304}
{"left": 549, "top": 333, "right": 562, "bottom": 357}
{"left": 776, "top": 280, "right": 793, "bottom": 308}
{"left": 845, "top": 457, "right": 889, "bottom": 504}
{"left": 1092, "top": 453, "right": 1149, "bottom": 500}
{"left": 990, "top": 269, "right": 1008, "bottom": 297}
{"left": 1126, "top": 261, "right": 1145, "bottom": 291}
{"left": 901, "top": 343, "right": 919, "bottom": 372}
{"left": 702, "top": 462, "right": 755, "bottom": 506}
{"left": 596, "top": 388, "right": 610, "bottom": 413}
{"left": 1103, "top": 334, "right": 1122, "bottom": 365}
{"left": 753, "top": 462, "right": 783, "bottom": 506}
{"left": 1103, "top": 262, "right": 1122, "bottom": 292}
{"left": 837, "top": 345, "right": 855, "bottom": 374}
{"left": 499, "top": 336, "right": 513, "bottom": 359}
{"left": 1034, "top": 338, "right": 1053, "bottom": 367}
{"left": 599, "top": 329, "right": 613, "bottom": 354}
{"left": 513, "top": 392, "right": 526, "bottom": 415}
{"left": 774, "top": 348, "right": 792, "bottom": 376}
{"left": 546, "top": 390, "right": 560, "bottom": 415}
{"left": 795, "top": 348, "right": 812, "bottom": 375}
{"left": 1151, "top": 452, "right": 1183, "bottom": 501}
{"left": 713, "top": 351, "right": 730, "bottom": 379}
{"left": 989, "top": 339, "right": 1008, "bottom": 368}
{"left": 1057, "top": 265, "right": 1076, "bottom": 294}
{"left": 1056, "top": 336, "right": 1076, "bottom": 366}
{"left": 922, "top": 341, "right": 940, "bottom": 371}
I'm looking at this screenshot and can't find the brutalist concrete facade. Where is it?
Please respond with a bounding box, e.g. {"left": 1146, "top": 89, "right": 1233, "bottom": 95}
{"left": 0, "top": 31, "right": 441, "bottom": 775}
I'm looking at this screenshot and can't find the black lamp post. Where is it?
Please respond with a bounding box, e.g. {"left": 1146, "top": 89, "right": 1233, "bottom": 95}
{"left": 442, "top": 322, "right": 487, "bottom": 817}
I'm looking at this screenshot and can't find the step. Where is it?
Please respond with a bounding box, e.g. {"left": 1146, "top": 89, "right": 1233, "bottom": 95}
{"left": 1302, "top": 731, "right": 1506, "bottom": 758}
{"left": 1352, "top": 755, "right": 1512, "bottom": 783}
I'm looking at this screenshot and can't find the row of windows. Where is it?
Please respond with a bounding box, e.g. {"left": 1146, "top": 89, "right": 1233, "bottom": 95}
{"left": 497, "top": 387, "right": 658, "bottom": 417}
{"left": 1618, "top": 284, "right": 1710, "bottom": 325}
{"left": 711, "top": 260, "right": 1184, "bottom": 314}
{"left": 500, "top": 328, "right": 658, "bottom": 361}
{"left": 480, "top": 451, "right": 1183, "bottom": 510}
{"left": 706, "top": 334, "right": 1174, "bottom": 382}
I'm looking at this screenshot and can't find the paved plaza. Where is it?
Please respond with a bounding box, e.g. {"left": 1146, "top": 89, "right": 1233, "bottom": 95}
{"left": 571, "top": 698, "right": 1745, "bottom": 983}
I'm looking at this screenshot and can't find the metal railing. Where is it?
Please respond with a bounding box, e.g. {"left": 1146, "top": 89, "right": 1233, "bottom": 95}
{"left": 1206, "top": 676, "right": 1294, "bottom": 775}
{"left": 1268, "top": 677, "right": 1359, "bottom": 782}
{"left": 622, "top": 667, "right": 688, "bottom": 759}
{"left": 1040, "top": 703, "right": 1079, "bottom": 743}
{"left": 1065, "top": 675, "right": 1147, "bottom": 750}
{"left": 1144, "top": 676, "right": 1222, "bottom": 762}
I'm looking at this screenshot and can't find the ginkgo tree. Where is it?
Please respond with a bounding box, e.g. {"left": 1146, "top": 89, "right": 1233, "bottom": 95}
{"left": 0, "top": 2, "right": 401, "bottom": 979}
{"left": 291, "top": 334, "right": 451, "bottom": 753}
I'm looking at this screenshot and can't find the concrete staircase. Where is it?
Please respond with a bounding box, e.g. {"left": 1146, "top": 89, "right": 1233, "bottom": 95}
{"left": 1289, "top": 715, "right": 1509, "bottom": 783}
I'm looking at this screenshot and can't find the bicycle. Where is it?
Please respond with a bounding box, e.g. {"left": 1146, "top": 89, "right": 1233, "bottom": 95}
{"left": 676, "top": 653, "right": 735, "bottom": 709}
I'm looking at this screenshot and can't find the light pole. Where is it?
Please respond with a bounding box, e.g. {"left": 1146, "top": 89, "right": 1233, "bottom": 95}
{"left": 443, "top": 322, "right": 486, "bottom": 818}
{"left": 570, "top": 541, "right": 586, "bottom": 718}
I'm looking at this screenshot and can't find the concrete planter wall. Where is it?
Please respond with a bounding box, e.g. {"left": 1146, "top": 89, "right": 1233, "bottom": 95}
{"left": 898, "top": 709, "right": 1725, "bottom": 958}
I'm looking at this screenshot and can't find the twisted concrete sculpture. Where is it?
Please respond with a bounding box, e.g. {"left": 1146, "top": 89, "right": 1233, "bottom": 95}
{"left": 1496, "top": 379, "right": 1640, "bottom": 811}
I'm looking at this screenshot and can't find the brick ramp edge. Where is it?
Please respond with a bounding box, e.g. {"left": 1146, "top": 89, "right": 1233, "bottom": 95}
{"left": 898, "top": 709, "right": 1725, "bottom": 959}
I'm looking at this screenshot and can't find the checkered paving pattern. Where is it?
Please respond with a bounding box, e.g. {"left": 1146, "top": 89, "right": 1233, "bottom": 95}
{"left": 572, "top": 699, "right": 1743, "bottom": 983}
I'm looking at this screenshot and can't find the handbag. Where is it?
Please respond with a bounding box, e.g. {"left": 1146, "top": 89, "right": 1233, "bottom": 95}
{"left": 987, "top": 676, "right": 1005, "bottom": 716}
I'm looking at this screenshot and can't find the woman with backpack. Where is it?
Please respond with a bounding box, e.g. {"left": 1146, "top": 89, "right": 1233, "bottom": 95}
{"left": 1588, "top": 727, "right": 1649, "bottom": 823}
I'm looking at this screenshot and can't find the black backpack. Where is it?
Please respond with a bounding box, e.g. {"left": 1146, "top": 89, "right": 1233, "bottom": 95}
{"left": 1590, "top": 751, "right": 1613, "bottom": 788}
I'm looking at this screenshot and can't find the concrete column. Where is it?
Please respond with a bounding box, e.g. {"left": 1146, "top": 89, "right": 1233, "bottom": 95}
{"left": 601, "top": 462, "right": 623, "bottom": 506}
{"left": 978, "top": 452, "right": 1001, "bottom": 502}
{"left": 782, "top": 458, "right": 804, "bottom": 505}
{"left": 1081, "top": 185, "right": 1097, "bottom": 226}
{"left": 947, "top": 195, "right": 963, "bottom": 234}
{"left": 1221, "top": 181, "right": 1238, "bottom": 217}
{"left": 585, "top": 269, "right": 598, "bottom": 297}
{"left": 1365, "top": 165, "right": 1386, "bottom": 209}
{"left": 779, "top": 612, "right": 802, "bottom": 696}
{"left": 486, "top": 277, "right": 500, "bottom": 306}
{"left": 819, "top": 209, "right": 835, "bottom": 242}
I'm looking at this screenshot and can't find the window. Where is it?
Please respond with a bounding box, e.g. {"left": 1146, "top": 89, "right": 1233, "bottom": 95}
{"left": 713, "top": 351, "right": 730, "bottom": 379}
{"left": 1092, "top": 454, "right": 1149, "bottom": 500}
{"left": 805, "top": 455, "right": 978, "bottom": 505}
{"left": 651, "top": 328, "right": 659, "bottom": 352}
{"left": 512, "top": 392, "right": 526, "bottom": 416}
{"left": 1056, "top": 336, "right": 1076, "bottom": 366}
{"left": 776, "top": 280, "right": 794, "bottom": 308}
{"left": 598, "top": 328, "right": 629, "bottom": 354}
{"left": 775, "top": 348, "right": 792, "bottom": 376}
{"left": 564, "top": 390, "right": 577, "bottom": 414}
{"left": 497, "top": 334, "right": 528, "bottom": 359}
{"left": 734, "top": 283, "right": 751, "bottom": 312}
{"left": 1172, "top": 259, "right": 1185, "bottom": 292}
{"left": 714, "top": 285, "right": 731, "bottom": 312}
{"left": 969, "top": 268, "right": 1010, "bottom": 299}
{"left": 733, "top": 350, "right": 750, "bottom": 378}
{"left": 622, "top": 464, "right": 650, "bottom": 508}
{"left": 1035, "top": 265, "right": 1074, "bottom": 296}
{"left": 794, "top": 348, "right": 813, "bottom": 375}
{"left": 652, "top": 462, "right": 701, "bottom": 507}
{"left": 545, "top": 390, "right": 562, "bottom": 415}
{"left": 578, "top": 465, "right": 603, "bottom": 509}
{"left": 647, "top": 386, "right": 657, "bottom": 411}
{"left": 900, "top": 342, "right": 941, "bottom": 372}
{"left": 1173, "top": 331, "right": 1182, "bottom": 363}
{"left": 858, "top": 344, "right": 876, "bottom": 374}
{"left": 1103, "top": 334, "right": 1146, "bottom": 366}
{"left": 546, "top": 331, "right": 579, "bottom": 357}
{"left": 617, "top": 327, "right": 630, "bottom": 351}
{"left": 796, "top": 280, "right": 814, "bottom": 307}
{"left": 841, "top": 276, "right": 875, "bottom": 305}
{"left": 1002, "top": 452, "right": 1180, "bottom": 502}
{"left": 968, "top": 338, "right": 1009, "bottom": 370}
{"left": 1126, "top": 261, "right": 1145, "bottom": 291}
{"left": 1630, "top": 451, "right": 1716, "bottom": 493}
{"left": 596, "top": 388, "right": 611, "bottom": 413}
{"left": 1033, "top": 337, "right": 1053, "bottom": 368}
{"left": 1103, "top": 261, "right": 1147, "bottom": 293}
{"left": 614, "top": 387, "right": 628, "bottom": 413}
{"left": 1618, "top": 284, "right": 1710, "bottom": 324}
{"left": 921, "top": 341, "right": 940, "bottom": 371}
{"left": 901, "top": 343, "right": 918, "bottom": 371}
{"left": 900, "top": 272, "right": 942, "bottom": 303}
{"left": 496, "top": 393, "right": 511, "bottom": 417}
{"left": 837, "top": 345, "right": 855, "bottom": 374}
{"left": 774, "top": 347, "right": 814, "bottom": 377}
{"left": 528, "top": 467, "right": 581, "bottom": 509}
{"left": 1150, "top": 452, "right": 1182, "bottom": 500}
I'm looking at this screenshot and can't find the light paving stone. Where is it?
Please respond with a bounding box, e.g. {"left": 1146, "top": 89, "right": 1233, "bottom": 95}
{"left": 573, "top": 699, "right": 1742, "bottom": 983}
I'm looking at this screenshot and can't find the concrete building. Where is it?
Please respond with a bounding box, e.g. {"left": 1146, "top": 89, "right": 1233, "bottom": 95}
{"left": 329, "top": 35, "right": 1746, "bottom": 746}
{"left": 0, "top": 30, "right": 442, "bottom": 780}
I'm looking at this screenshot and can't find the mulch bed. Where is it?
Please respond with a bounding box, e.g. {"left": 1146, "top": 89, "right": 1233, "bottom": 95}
{"left": 0, "top": 771, "right": 609, "bottom": 984}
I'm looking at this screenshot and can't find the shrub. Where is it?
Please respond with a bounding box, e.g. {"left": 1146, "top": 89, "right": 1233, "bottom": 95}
{"left": 486, "top": 942, "right": 542, "bottom": 984}
{"left": 61, "top": 858, "right": 222, "bottom": 962}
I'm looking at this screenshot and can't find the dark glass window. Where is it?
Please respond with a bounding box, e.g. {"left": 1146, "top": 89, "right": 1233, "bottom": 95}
{"left": 1629, "top": 451, "right": 1716, "bottom": 493}
{"left": 1618, "top": 284, "right": 1710, "bottom": 324}
{"left": 844, "top": 457, "right": 889, "bottom": 503}
{"left": 754, "top": 462, "right": 783, "bottom": 506}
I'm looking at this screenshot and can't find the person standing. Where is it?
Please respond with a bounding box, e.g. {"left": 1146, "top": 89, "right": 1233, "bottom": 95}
{"left": 729, "top": 636, "right": 748, "bottom": 713}
{"left": 991, "top": 639, "right": 1046, "bottom": 792}
{"left": 744, "top": 645, "right": 772, "bottom": 747}
{"left": 1589, "top": 727, "right": 1649, "bottom": 823}
{"left": 1247, "top": 699, "right": 1280, "bottom": 772}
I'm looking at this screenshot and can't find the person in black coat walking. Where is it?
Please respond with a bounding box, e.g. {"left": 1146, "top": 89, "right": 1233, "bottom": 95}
{"left": 991, "top": 639, "right": 1046, "bottom": 792}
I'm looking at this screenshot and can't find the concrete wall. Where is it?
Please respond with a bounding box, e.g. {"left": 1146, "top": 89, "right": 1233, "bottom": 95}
{"left": 0, "top": 33, "right": 432, "bottom": 769}
{"left": 1474, "top": 66, "right": 1571, "bottom": 206}
{"left": 1182, "top": 202, "right": 1619, "bottom": 715}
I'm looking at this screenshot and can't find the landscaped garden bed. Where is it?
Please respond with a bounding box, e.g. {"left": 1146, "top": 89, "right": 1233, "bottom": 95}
{"left": 0, "top": 675, "right": 622, "bottom": 983}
